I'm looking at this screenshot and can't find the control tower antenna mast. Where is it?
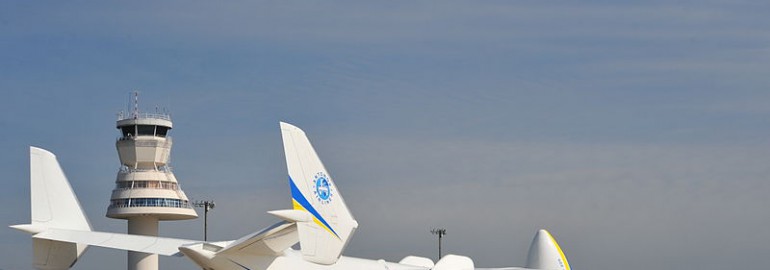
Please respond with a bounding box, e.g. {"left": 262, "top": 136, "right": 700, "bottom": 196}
{"left": 132, "top": 91, "right": 139, "bottom": 118}
{"left": 107, "top": 93, "right": 198, "bottom": 270}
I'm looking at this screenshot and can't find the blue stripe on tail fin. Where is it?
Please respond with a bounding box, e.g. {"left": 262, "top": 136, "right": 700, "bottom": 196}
{"left": 290, "top": 177, "right": 339, "bottom": 238}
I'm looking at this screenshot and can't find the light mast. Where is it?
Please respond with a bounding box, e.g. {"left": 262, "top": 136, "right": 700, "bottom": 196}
{"left": 106, "top": 93, "right": 197, "bottom": 270}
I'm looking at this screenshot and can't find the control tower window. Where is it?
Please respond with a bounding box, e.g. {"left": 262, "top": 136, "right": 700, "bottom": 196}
{"left": 137, "top": 125, "right": 155, "bottom": 136}
{"left": 121, "top": 126, "right": 135, "bottom": 137}
{"left": 156, "top": 126, "right": 169, "bottom": 137}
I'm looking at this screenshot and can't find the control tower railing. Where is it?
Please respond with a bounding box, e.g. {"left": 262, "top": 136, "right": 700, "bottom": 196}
{"left": 117, "top": 112, "right": 172, "bottom": 121}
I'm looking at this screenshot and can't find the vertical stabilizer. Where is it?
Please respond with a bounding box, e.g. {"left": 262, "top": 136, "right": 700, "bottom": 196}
{"left": 29, "top": 147, "right": 92, "bottom": 231}
{"left": 280, "top": 122, "right": 358, "bottom": 265}
{"left": 526, "top": 229, "right": 570, "bottom": 270}
{"left": 26, "top": 147, "right": 91, "bottom": 269}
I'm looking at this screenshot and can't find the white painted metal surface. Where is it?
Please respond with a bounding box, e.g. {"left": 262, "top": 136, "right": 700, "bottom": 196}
{"left": 526, "top": 230, "right": 571, "bottom": 270}
{"left": 280, "top": 122, "right": 359, "bottom": 265}
{"left": 24, "top": 147, "right": 91, "bottom": 270}
{"left": 12, "top": 123, "right": 572, "bottom": 270}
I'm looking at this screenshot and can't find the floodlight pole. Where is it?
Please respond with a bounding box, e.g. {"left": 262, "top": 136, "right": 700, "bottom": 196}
{"left": 193, "top": 200, "right": 215, "bottom": 241}
{"left": 431, "top": 228, "right": 447, "bottom": 261}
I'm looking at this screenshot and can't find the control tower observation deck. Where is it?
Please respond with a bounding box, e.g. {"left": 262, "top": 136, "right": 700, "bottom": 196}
{"left": 106, "top": 105, "right": 197, "bottom": 270}
{"left": 107, "top": 112, "right": 197, "bottom": 219}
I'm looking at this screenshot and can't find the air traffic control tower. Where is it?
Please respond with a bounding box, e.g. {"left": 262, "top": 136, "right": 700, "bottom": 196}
{"left": 106, "top": 95, "right": 197, "bottom": 270}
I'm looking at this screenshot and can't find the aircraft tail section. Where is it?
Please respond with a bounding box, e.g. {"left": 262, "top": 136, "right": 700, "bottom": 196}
{"left": 11, "top": 147, "right": 92, "bottom": 270}
{"left": 27, "top": 147, "right": 92, "bottom": 231}
{"left": 526, "top": 229, "right": 571, "bottom": 270}
{"left": 280, "top": 122, "right": 358, "bottom": 265}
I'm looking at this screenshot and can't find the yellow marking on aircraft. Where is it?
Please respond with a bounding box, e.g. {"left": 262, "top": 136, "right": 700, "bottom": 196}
{"left": 546, "top": 230, "right": 571, "bottom": 270}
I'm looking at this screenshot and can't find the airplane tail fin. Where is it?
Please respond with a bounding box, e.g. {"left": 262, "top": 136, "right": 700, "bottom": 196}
{"left": 526, "top": 229, "right": 571, "bottom": 270}
{"left": 280, "top": 122, "right": 358, "bottom": 265}
{"left": 10, "top": 147, "right": 92, "bottom": 270}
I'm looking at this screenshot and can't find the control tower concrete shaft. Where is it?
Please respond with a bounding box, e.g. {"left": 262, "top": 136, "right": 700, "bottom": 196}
{"left": 106, "top": 97, "right": 197, "bottom": 270}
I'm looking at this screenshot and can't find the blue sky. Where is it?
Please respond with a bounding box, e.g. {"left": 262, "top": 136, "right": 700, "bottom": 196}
{"left": 2, "top": 1, "right": 770, "bottom": 269}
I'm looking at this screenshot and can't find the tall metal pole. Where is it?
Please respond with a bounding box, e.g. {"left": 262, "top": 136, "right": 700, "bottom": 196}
{"left": 431, "top": 228, "right": 447, "bottom": 261}
{"left": 193, "top": 200, "right": 215, "bottom": 241}
{"left": 204, "top": 204, "right": 208, "bottom": 241}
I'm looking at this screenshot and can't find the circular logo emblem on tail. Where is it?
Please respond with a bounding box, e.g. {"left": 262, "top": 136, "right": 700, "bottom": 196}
{"left": 313, "top": 172, "right": 333, "bottom": 204}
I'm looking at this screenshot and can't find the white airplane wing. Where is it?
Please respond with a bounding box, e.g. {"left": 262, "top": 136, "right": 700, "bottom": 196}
{"left": 33, "top": 228, "right": 197, "bottom": 257}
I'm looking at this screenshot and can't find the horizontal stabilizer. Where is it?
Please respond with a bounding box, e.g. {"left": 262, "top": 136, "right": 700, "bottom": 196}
{"left": 218, "top": 221, "right": 298, "bottom": 256}
{"left": 268, "top": 210, "right": 312, "bottom": 223}
{"left": 33, "top": 228, "right": 198, "bottom": 257}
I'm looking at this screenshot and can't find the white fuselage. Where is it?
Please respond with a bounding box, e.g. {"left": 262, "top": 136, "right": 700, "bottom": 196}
{"left": 181, "top": 246, "right": 428, "bottom": 270}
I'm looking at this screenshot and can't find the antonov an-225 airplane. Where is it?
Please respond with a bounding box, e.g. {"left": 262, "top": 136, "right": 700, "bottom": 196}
{"left": 11, "top": 122, "right": 571, "bottom": 270}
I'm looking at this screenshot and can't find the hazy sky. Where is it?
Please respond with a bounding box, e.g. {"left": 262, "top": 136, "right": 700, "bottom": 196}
{"left": 2, "top": 1, "right": 770, "bottom": 270}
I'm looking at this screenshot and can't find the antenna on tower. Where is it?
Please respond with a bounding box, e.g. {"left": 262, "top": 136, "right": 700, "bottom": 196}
{"left": 126, "top": 92, "right": 131, "bottom": 118}
{"left": 133, "top": 91, "right": 139, "bottom": 119}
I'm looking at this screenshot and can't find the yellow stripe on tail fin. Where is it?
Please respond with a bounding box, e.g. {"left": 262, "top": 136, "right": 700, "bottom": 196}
{"left": 526, "top": 229, "right": 571, "bottom": 270}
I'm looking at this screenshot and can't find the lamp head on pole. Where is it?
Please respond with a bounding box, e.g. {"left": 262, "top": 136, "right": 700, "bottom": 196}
{"left": 193, "top": 200, "right": 215, "bottom": 211}
{"left": 431, "top": 228, "right": 447, "bottom": 236}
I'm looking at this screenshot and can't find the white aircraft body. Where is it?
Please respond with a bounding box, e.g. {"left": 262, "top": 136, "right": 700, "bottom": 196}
{"left": 11, "top": 122, "right": 572, "bottom": 270}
